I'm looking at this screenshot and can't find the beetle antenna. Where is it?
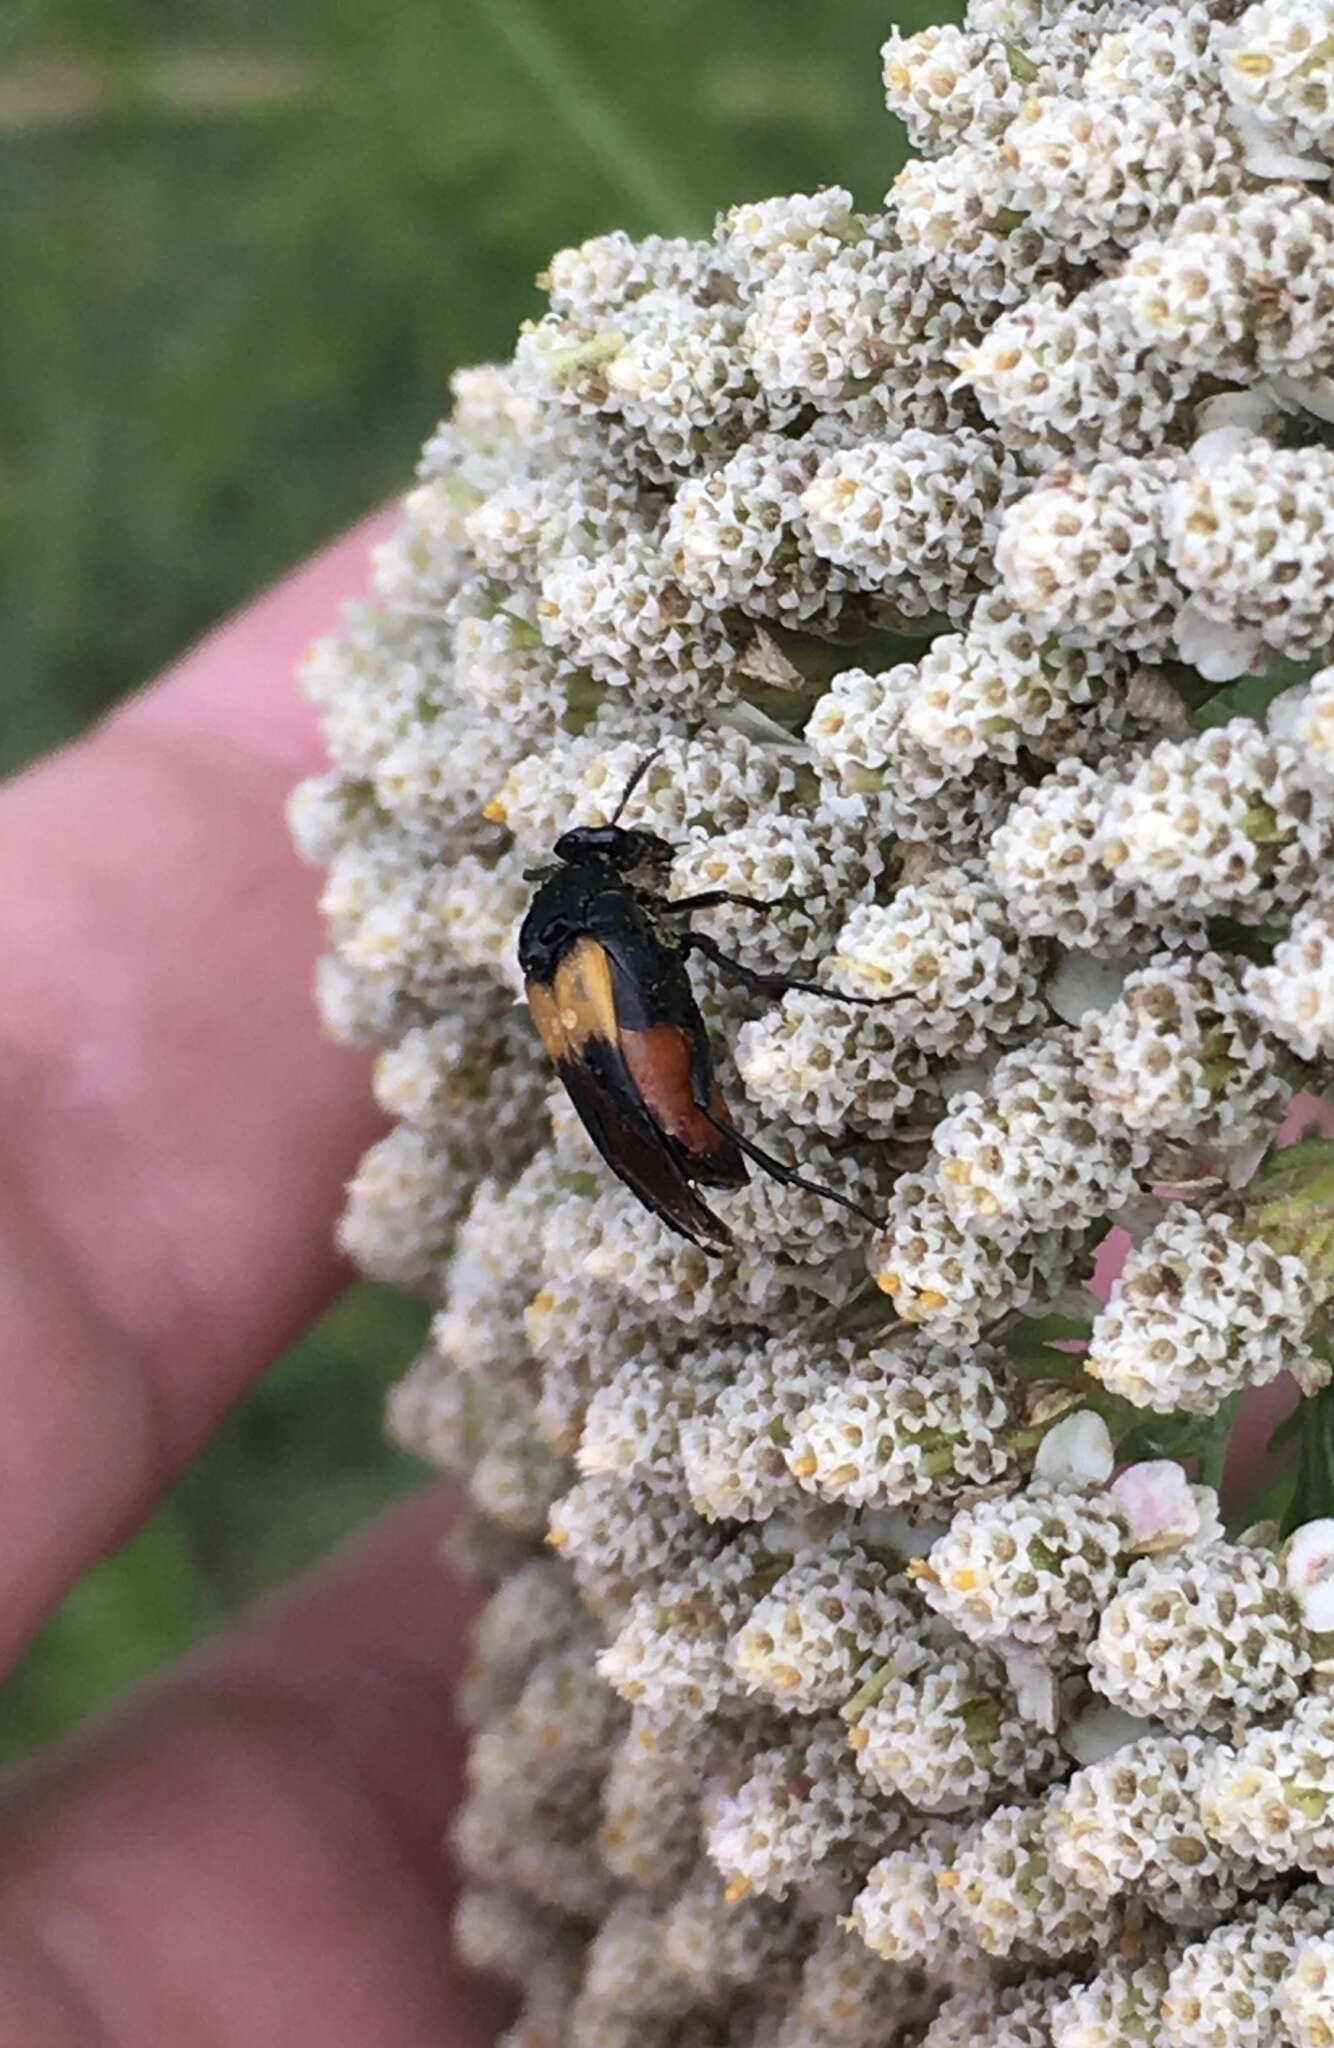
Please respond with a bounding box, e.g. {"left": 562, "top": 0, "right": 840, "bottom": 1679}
{"left": 610, "top": 747, "right": 664, "bottom": 825}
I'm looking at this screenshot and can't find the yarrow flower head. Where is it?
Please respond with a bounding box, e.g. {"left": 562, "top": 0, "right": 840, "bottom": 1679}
{"left": 726, "top": 1534, "right": 927, "bottom": 1713}
{"left": 1219, "top": 0, "right": 1334, "bottom": 158}
{"left": 1282, "top": 1931, "right": 1334, "bottom": 2048}
{"left": 849, "top": 1819, "right": 992, "bottom": 1981}
{"left": 291, "top": 0, "right": 1334, "bottom": 2032}
{"left": 951, "top": 1786, "right": 1129, "bottom": 1961}
{"left": 1049, "top": 1942, "right": 1186, "bottom": 2048}
{"left": 849, "top": 1642, "right": 1068, "bottom": 1813}
{"left": 1085, "top": 1205, "right": 1329, "bottom": 1415}
{"left": 1088, "top": 1539, "right": 1312, "bottom": 1732}
{"left": 1047, "top": 1733, "right": 1271, "bottom": 1924}
{"left": 1160, "top": 1886, "right": 1334, "bottom": 2048}
{"left": 914, "top": 1480, "right": 1130, "bottom": 1659}
{"left": 1201, "top": 1689, "right": 1334, "bottom": 1878}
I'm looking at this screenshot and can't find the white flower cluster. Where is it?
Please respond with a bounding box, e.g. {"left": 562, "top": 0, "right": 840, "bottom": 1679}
{"left": 291, "top": 0, "right": 1334, "bottom": 2038}
{"left": 1087, "top": 1204, "right": 1329, "bottom": 1414}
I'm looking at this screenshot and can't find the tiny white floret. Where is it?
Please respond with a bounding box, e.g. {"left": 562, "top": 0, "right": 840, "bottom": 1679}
{"left": 1035, "top": 1411, "right": 1115, "bottom": 1486}
{"left": 1284, "top": 1518, "right": 1334, "bottom": 1634}
{"left": 1110, "top": 1460, "right": 1202, "bottom": 1553}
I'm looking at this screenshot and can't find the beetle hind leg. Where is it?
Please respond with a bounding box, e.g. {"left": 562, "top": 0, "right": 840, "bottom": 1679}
{"left": 695, "top": 1104, "right": 884, "bottom": 1231}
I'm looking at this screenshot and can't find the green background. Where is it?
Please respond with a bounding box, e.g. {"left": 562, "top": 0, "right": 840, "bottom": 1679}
{"left": 0, "top": 0, "right": 956, "bottom": 1759}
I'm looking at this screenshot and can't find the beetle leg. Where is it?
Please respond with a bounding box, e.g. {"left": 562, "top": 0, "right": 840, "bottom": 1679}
{"left": 685, "top": 929, "right": 897, "bottom": 1007}
{"left": 694, "top": 1104, "right": 885, "bottom": 1230}
{"left": 661, "top": 891, "right": 776, "bottom": 915}
{"left": 684, "top": 929, "right": 823, "bottom": 995}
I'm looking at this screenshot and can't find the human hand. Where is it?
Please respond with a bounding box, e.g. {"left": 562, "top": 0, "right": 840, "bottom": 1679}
{"left": 0, "top": 516, "right": 507, "bottom": 2047}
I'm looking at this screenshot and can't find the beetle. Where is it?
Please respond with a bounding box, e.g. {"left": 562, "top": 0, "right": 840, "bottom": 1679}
{"left": 518, "top": 756, "right": 888, "bottom": 1252}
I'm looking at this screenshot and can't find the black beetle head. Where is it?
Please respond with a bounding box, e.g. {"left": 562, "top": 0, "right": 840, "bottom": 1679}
{"left": 554, "top": 824, "right": 674, "bottom": 872}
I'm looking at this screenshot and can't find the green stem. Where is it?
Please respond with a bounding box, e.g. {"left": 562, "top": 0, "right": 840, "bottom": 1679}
{"left": 1197, "top": 1392, "right": 1243, "bottom": 1495}
{"left": 840, "top": 1661, "right": 899, "bottom": 1723}
{"left": 481, "top": 0, "right": 706, "bottom": 232}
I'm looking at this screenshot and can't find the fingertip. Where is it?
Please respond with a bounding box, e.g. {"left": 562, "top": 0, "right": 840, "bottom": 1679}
{"left": 115, "top": 508, "right": 399, "bottom": 778}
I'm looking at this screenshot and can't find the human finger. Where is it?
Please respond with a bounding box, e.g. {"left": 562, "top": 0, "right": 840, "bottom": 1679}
{"left": 0, "top": 513, "right": 392, "bottom": 1670}
{"left": 0, "top": 1487, "right": 508, "bottom": 2048}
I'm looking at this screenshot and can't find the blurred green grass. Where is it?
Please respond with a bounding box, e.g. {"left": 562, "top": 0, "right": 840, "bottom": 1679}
{"left": 0, "top": 0, "right": 957, "bottom": 1758}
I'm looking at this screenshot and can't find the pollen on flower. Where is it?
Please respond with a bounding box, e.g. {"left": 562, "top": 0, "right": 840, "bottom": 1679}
{"left": 291, "top": 0, "right": 1334, "bottom": 2029}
